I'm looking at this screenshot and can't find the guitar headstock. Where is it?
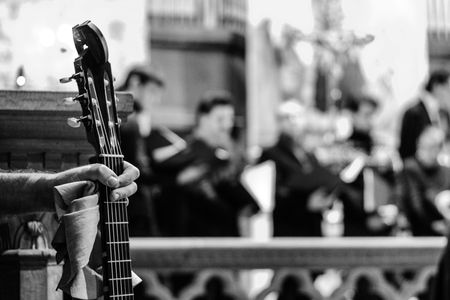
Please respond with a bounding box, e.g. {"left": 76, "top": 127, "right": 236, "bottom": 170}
{"left": 61, "top": 20, "right": 121, "bottom": 156}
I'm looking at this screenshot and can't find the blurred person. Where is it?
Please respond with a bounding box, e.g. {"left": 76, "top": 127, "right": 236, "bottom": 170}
{"left": 338, "top": 94, "right": 395, "bottom": 236}
{"left": 399, "top": 126, "right": 450, "bottom": 236}
{"left": 171, "top": 90, "right": 259, "bottom": 237}
{"left": 259, "top": 100, "right": 340, "bottom": 237}
{"left": 155, "top": 91, "right": 259, "bottom": 296}
{"left": 343, "top": 94, "right": 379, "bottom": 154}
{"left": 119, "top": 65, "right": 186, "bottom": 236}
{"left": 399, "top": 69, "right": 450, "bottom": 160}
{"left": 426, "top": 135, "right": 450, "bottom": 300}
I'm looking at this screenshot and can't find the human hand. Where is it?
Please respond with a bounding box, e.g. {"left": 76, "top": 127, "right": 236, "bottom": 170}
{"left": 434, "top": 190, "right": 450, "bottom": 220}
{"left": 176, "top": 164, "right": 208, "bottom": 185}
{"left": 366, "top": 214, "right": 386, "bottom": 231}
{"left": 431, "top": 220, "right": 448, "bottom": 235}
{"left": 307, "top": 188, "right": 334, "bottom": 212}
{"left": 54, "top": 161, "right": 139, "bottom": 201}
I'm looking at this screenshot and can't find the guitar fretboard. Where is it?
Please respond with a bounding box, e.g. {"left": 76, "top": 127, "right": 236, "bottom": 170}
{"left": 100, "top": 156, "right": 133, "bottom": 300}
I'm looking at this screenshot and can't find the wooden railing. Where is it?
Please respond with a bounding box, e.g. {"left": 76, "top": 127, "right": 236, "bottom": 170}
{"left": 130, "top": 237, "right": 445, "bottom": 300}
{"left": 0, "top": 237, "right": 446, "bottom": 300}
{"left": 147, "top": 0, "right": 247, "bottom": 35}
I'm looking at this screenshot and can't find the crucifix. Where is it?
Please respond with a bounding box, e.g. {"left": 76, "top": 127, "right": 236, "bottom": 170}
{"left": 281, "top": 0, "right": 374, "bottom": 111}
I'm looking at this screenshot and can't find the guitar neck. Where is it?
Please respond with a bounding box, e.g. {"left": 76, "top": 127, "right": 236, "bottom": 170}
{"left": 99, "top": 155, "right": 134, "bottom": 299}
{"left": 66, "top": 21, "right": 135, "bottom": 299}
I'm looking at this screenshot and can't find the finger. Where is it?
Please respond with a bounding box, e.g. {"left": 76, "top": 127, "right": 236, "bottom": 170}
{"left": 117, "top": 161, "right": 140, "bottom": 187}
{"left": 110, "top": 182, "right": 138, "bottom": 201}
{"left": 75, "top": 164, "right": 119, "bottom": 188}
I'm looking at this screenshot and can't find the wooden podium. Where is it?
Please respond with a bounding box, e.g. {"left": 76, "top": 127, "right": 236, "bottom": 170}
{"left": 0, "top": 90, "right": 133, "bottom": 300}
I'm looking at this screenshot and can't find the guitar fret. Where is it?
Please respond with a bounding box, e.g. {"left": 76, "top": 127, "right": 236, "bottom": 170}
{"left": 110, "top": 294, "right": 134, "bottom": 298}
{"left": 106, "top": 237, "right": 129, "bottom": 243}
{"left": 107, "top": 241, "right": 129, "bottom": 244}
{"left": 106, "top": 221, "right": 128, "bottom": 224}
{"left": 105, "top": 214, "right": 128, "bottom": 223}
{"left": 99, "top": 154, "right": 124, "bottom": 158}
{"left": 108, "top": 259, "right": 131, "bottom": 263}
{"left": 108, "top": 277, "right": 132, "bottom": 281}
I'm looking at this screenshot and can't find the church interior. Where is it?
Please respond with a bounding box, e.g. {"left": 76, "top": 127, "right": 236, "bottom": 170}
{"left": 1, "top": 0, "right": 450, "bottom": 299}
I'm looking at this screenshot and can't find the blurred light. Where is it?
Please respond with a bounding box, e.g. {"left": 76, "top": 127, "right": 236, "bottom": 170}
{"left": 15, "top": 66, "right": 26, "bottom": 88}
{"left": 326, "top": 209, "right": 342, "bottom": 224}
{"left": 16, "top": 75, "right": 26, "bottom": 87}
{"left": 335, "top": 115, "right": 353, "bottom": 141}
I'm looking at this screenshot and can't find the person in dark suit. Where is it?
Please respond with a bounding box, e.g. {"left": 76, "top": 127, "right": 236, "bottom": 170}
{"left": 339, "top": 94, "right": 395, "bottom": 237}
{"left": 343, "top": 94, "right": 379, "bottom": 154}
{"left": 170, "top": 90, "right": 259, "bottom": 237}
{"left": 399, "top": 69, "right": 450, "bottom": 160}
{"left": 119, "top": 65, "right": 187, "bottom": 237}
{"left": 259, "top": 100, "right": 339, "bottom": 237}
{"left": 400, "top": 126, "right": 450, "bottom": 237}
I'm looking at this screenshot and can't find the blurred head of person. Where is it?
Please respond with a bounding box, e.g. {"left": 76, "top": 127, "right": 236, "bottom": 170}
{"left": 416, "top": 126, "right": 445, "bottom": 168}
{"left": 276, "top": 99, "right": 326, "bottom": 150}
{"left": 425, "top": 69, "right": 450, "bottom": 108}
{"left": 118, "top": 65, "right": 165, "bottom": 113}
{"left": 195, "top": 90, "right": 235, "bottom": 147}
{"left": 276, "top": 99, "right": 308, "bottom": 140}
{"left": 343, "top": 94, "right": 379, "bottom": 133}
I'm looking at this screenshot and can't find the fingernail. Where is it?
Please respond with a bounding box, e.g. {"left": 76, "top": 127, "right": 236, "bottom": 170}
{"left": 112, "top": 192, "right": 120, "bottom": 201}
{"left": 107, "top": 176, "right": 119, "bottom": 187}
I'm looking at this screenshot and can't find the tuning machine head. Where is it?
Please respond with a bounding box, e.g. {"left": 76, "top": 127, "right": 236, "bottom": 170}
{"left": 67, "top": 115, "right": 90, "bottom": 128}
{"left": 63, "top": 93, "right": 87, "bottom": 105}
{"left": 59, "top": 72, "right": 83, "bottom": 84}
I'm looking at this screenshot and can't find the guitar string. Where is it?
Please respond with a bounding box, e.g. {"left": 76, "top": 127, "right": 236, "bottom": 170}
{"left": 103, "top": 79, "right": 121, "bottom": 296}
{"left": 90, "top": 74, "right": 119, "bottom": 297}
{"left": 90, "top": 69, "right": 133, "bottom": 298}
{"left": 106, "top": 70, "right": 132, "bottom": 298}
{"left": 105, "top": 72, "right": 128, "bottom": 297}
{"left": 113, "top": 136, "right": 132, "bottom": 297}
{"left": 115, "top": 119, "right": 132, "bottom": 297}
{"left": 114, "top": 119, "right": 132, "bottom": 297}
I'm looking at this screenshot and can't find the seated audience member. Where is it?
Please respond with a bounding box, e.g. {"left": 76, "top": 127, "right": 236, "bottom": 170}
{"left": 400, "top": 126, "right": 450, "bottom": 236}
{"left": 259, "top": 100, "right": 340, "bottom": 237}
{"left": 166, "top": 90, "right": 259, "bottom": 237}
{"left": 399, "top": 69, "right": 450, "bottom": 160}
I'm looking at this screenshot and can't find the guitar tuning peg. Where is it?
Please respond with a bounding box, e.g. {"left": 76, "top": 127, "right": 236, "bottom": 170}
{"left": 63, "top": 93, "right": 87, "bottom": 105}
{"left": 59, "top": 72, "right": 83, "bottom": 84}
{"left": 59, "top": 76, "right": 73, "bottom": 84}
{"left": 63, "top": 97, "right": 76, "bottom": 105}
{"left": 67, "top": 115, "right": 89, "bottom": 128}
{"left": 104, "top": 79, "right": 109, "bottom": 86}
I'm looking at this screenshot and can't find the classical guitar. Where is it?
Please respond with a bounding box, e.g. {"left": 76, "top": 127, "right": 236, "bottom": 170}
{"left": 61, "top": 20, "right": 134, "bottom": 299}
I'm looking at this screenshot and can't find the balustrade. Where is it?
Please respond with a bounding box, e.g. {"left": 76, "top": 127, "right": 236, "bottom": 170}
{"left": 130, "top": 237, "right": 445, "bottom": 300}
{"left": 0, "top": 236, "right": 446, "bottom": 299}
